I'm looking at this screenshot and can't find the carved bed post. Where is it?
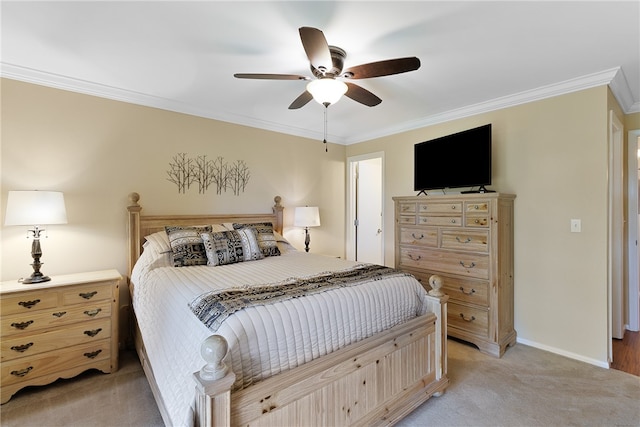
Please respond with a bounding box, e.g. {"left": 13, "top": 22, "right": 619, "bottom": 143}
{"left": 426, "top": 275, "right": 449, "bottom": 384}
{"left": 193, "top": 335, "right": 236, "bottom": 427}
{"left": 127, "top": 192, "right": 142, "bottom": 279}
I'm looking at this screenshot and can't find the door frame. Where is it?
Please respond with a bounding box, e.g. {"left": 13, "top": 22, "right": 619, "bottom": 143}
{"left": 346, "top": 152, "right": 385, "bottom": 262}
{"left": 627, "top": 129, "right": 640, "bottom": 332}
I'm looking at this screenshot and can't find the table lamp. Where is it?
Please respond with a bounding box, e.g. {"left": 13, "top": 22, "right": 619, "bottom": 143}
{"left": 4, "top": 190, "right": 68, "bottom": 283}
{"left": 294, "top": 206, "right": 320, "bottom": 252}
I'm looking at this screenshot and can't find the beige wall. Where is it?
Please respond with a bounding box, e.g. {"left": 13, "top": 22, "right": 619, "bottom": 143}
{"left": 347, "top": 86, "right": 613, "bottom": 365}
{"left": 1, "top": 79, "right": 347, "bottom": 282}
{"left": 2, "top": 77, "right": 636, "bottom": 367}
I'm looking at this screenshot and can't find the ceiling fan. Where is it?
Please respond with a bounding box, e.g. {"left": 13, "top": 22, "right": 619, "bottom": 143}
{"left": 234, "top": 27, "right": 421, "bottom": 109}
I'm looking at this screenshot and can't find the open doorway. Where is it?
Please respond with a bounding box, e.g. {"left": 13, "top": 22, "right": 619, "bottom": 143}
{"left": 346, "top": 152, "right": 384, "bottom": 264}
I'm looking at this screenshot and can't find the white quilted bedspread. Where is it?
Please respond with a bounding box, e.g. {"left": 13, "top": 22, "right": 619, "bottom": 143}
{"left": 131, "top": 249, "right": 429, "bottom": 426}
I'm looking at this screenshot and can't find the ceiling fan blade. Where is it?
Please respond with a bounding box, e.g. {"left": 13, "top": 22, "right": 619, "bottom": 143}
{"left": 344, "top": 82, "right": 382, "bottom": 107}
{"left": 342, "top": 57, "right": 421, "bottom": 79}
{"left": 299, "top": 27, "right": 332, "bottom": 71}
{"left": 234, "top": 73, "right": 310, "bottom": 80}
{"left": 288, "top": 91, "right": 313, "bottom": 109}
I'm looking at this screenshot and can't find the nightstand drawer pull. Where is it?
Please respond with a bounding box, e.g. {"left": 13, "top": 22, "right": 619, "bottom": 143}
{"left": 79, "top": 291, "right": 98, "bottom": 300}
{"left": 11, "top": 343, "right": 34, "bottom": 353}
{"left": 408, "top": 253, "right": 422, "bottom": 261}
{"left": 83, "top": 308, "right": 102, "bottom": 317}
{"left": 18, "top": 299, "right": 40, "bottom": 309}
{"left": 411, "top": 233, "right": 424, "bottom": 240}
{"left": 459, "top": 287, "right": 476, "bottom": 295}
{"left": 459, "top": 261, "right": 476, "bottom": 268}
{"left": 456, "top": 236, "right": 472, "bottom": 243}
{"left": 459, "top": 313, "right": 476, "bottom": 322}
{"left": 52, "top": 311, "right": 67, "bottom": 318}
{"left": 84, "top": 349, "right": 102, "bottom": 359}
{"left": 11, "top": 367, "right": 33, "bottom": 377}
{"left": 84, "top": 328, "right": 103, "bottom": 338}
{"left": 11, "top": 320, "right": 34, "bottom": 330}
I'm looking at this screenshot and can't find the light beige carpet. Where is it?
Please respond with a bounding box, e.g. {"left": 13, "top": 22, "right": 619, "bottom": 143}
{"left": 1, "top": 339, "right": 638, "bottom": 427}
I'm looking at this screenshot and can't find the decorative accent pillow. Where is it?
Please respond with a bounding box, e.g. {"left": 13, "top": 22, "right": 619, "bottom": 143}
{"left": 165, "top": 225, "right": 213, "bottom": 267}
{"left": 233, "top": 222, "right": 281, "bottom": 257}
{"left": 201, "top": 228, "right": 263, "bottom": 266}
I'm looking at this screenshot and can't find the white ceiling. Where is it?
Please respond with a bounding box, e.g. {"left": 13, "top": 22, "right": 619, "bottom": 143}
{"left": 2, "top": 1, "right": 639, "bottom": 145}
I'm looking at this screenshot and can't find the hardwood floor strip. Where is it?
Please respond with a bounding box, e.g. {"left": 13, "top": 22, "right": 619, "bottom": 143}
{"left": 611, "top": 330, "right": 640, "bottom": 377}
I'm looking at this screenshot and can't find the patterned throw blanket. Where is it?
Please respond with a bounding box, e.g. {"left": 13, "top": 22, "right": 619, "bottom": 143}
{"left": 189, "top": 264, "right": 411, "bottom": 332}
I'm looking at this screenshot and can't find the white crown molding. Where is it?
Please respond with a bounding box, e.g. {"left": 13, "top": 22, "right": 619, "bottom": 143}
{"left": 1, "top": 63, "right": 634, "bottom": 146}
{"left": 345, "top": 67, "right": 626, "bottom": 144}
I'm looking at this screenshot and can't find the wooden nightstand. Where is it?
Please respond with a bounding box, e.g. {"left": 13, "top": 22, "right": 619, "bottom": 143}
{"left": 1, "top": 269, "right": 121, "bottom": 403}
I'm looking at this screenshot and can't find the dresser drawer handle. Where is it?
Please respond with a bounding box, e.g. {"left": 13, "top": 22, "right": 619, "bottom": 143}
{"left": 450, "top": 205, "right": 457, "bottom": 210}
{"left": 18, "top": 299, "right": 40, "bottom": 309}
{"left": 11, "top": 367, "right": 33, "bottom": 377}
{"left": 84, "top": 328, "right": 103, "bottom": 338}
{"left": 11, "top": 342, "right": 34, "bottom": 353}
{"left": 459, "top": 287, "right": 476, "bottom": 295}
{"left": 408, "top": 254, "right": 422, "bottom": 261}
{"left": 459, "top": 313, "right": 476, "bottom": 322}
{"left": 411, "top": 233, "right": 424, "bottom": 240}
{"left": 52, "top": 311, "right": 67, "bottom": 318}
{"left": 451, "top": 219, "right": 457, "bottom": 224}
{"left": 456, "top": 237, "right": 471, "bottom": 243}
{"left": 474, "top": 219, "right": 481, "bottom": 224}
{"left": 84, "top": 349, "right": 103, "bottom": 359}
{"left": 11, "top": 320, "right": 34, "bottom": 330}
{"left": 84, "top": 308, "right": 102, "bottom": 317}
{"left": 79, "top": 291, "right": 98, "bottom": 300}
{"left": 459, "top": 261, "right": 476, "bottom": 268}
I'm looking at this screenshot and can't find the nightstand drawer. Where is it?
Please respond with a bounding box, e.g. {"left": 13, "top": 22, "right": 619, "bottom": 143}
{"left": 1, "top": 317, "right": 111, "bottom": 361}
{"left": 1, "top": 340, "right": 110, "bottom": 387}
{"left": 1, "top": 301, "right": 112, "bottom": 336}
{"left": 1, "top": 293, "right": 58, "bottom": 316}
{"left": 61, "top": 282, "right": 113, "bottom": 306}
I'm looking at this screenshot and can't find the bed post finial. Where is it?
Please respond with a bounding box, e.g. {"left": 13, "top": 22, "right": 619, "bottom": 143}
{"left": 129, "top": 192, "right": 140, "bottom": 207}
{"left": 273, "top": 195, "right": 284, "bottom": 235}
{"left": 200, "top": 335, "right": 229, "bottom": 380}
{"left": 428, "top": 275, "right": 445, "bottom": 297}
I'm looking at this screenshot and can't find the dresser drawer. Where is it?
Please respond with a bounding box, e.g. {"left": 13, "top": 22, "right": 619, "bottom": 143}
{"left": 448, "top": 302, "right": 489, "bottom": 338}
{"left": 441, "top": 229, "right": 489, "bottom": 252}
{"left": 1, "top": 301, "right": 112, "bottom": 336}
{"left": 1, "top": 340, "right": 110, "bottom": 387}
{"left": 417, "top": 215, "right": 462, "bottom": 227}
{"left": 419, "top": 202, "right": 462, "bottom": 214}
{"left": 399, "top": 247, "right": 489, "bottom": 279}
{"left": 398, "top": 215, "right": 416, "bottom": 225}
{"left": 465, "top": 215, "right": 489, "bottom": 228}
{"left": 1, "top": 293, "right": 58, "bottom": 316}
{"left": 465, "top": 201, "right": 489, "bottom": 213}
{"left": 398, "top": 203, "right": 416, "bottom": 214}
{"left": 441, "top": 276, "right": 489, "bottom": 306}
{"left": 1, "top": 318, "right": 111, "bottom": 361}
{"left": 399, "top": 227, "right": 438, "bottom": 247}
{"left": 61, "top": 282, "right": 113, "bottom": 306}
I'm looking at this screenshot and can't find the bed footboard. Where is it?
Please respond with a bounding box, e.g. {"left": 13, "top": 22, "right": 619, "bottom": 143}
{"left": 194, "top": 293, "right": 448, "bottom": 427}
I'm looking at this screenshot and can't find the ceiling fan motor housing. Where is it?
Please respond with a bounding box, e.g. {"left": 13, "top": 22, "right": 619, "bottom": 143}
{"left": 312, "top": 46, "right": 347, "bottom": 78}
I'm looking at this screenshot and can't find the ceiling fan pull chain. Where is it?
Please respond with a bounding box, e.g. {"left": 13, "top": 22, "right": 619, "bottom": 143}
{"left": 323, "top": 105, "right": 328, "bottom": 152}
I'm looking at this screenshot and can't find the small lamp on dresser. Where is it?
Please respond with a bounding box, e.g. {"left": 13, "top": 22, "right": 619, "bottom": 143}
{"left": 4, "top": 190, "right": 68, "bottom": 284}
{"left": 294, "top": 206, "right": 320, "bottom": 252}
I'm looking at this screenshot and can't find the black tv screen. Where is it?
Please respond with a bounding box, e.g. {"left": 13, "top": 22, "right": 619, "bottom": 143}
{"left": 414, "top": 124, "right": 492, "bottom": 193}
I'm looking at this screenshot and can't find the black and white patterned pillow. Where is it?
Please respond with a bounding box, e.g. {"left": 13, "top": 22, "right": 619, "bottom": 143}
{"left": 233, "top": 222, "right": 281, "bottom": 257}
{"left": 165, "top": 225, "right": 213, "bottom": 267}
{"left": 201, "top": 228, "right": 263, "bottom": 266}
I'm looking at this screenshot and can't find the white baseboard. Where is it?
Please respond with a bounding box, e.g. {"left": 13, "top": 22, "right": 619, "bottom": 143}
{"left": 516, "top": 337, "right": 610, "bottom": 369}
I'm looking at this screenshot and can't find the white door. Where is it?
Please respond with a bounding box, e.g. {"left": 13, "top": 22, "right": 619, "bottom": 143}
{"left": 346, "top": 153, "right": 384, "bottom": 264}
{"left": 609, "top": 111, "right": 624, "bottom": 343}
{"left": 627, "top": 130, "right": 640, "bottom": 332}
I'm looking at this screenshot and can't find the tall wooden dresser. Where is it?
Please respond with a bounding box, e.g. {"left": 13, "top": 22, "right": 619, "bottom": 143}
{"left": 393, "top": 193, "right": 516, "bottom": 357}
{"left": 1, "top": 269, "right": 121, "bottom": 403}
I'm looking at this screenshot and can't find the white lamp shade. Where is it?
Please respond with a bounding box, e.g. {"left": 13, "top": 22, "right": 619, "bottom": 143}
{"left": 5, "top": 191, "right": 68, "bottom": 226}
{"left": 294, "top": 206, "right": 321, "bottom": 227}
{"left": 306, "top": 78, "right": 348, "bottom": 105}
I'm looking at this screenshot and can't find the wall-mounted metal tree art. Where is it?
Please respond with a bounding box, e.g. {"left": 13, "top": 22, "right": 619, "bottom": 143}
{"left": 167, "top": 153, "right": 250, "bottom": 195}
{"left": 166, "top": 153, "right": 194, "bottom": 193}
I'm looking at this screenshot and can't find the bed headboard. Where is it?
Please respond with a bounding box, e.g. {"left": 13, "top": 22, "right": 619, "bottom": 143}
{"left": 126, "top": 192, "right": 284, "bottom": 278}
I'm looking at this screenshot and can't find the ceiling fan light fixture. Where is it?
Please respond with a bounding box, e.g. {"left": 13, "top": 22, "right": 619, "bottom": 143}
{"left": 306, "top": 78, "right": 348, "bottom": 106}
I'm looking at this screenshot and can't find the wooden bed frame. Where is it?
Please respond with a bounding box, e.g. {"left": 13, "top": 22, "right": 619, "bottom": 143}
{"left": 126, "top": 192, "right": 449, "bottom": 426}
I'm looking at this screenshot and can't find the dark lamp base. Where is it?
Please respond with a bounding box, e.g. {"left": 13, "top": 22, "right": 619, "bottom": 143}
{"left": 22, "top": 273, "right": 51, "bottom": 284}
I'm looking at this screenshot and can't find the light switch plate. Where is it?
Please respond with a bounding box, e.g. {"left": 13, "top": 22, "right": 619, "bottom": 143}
{"left": 571, "top": 219, "right": 581, "bottom": 233}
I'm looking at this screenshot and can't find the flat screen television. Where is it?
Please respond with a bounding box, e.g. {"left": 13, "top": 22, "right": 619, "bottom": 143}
{"left": 414, "top": 124, "right": 492, "bottom": 194}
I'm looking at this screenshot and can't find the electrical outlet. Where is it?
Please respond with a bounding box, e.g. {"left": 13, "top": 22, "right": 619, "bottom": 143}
{"left": 571, "top": 219, "right": 581, "bottom": 233}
